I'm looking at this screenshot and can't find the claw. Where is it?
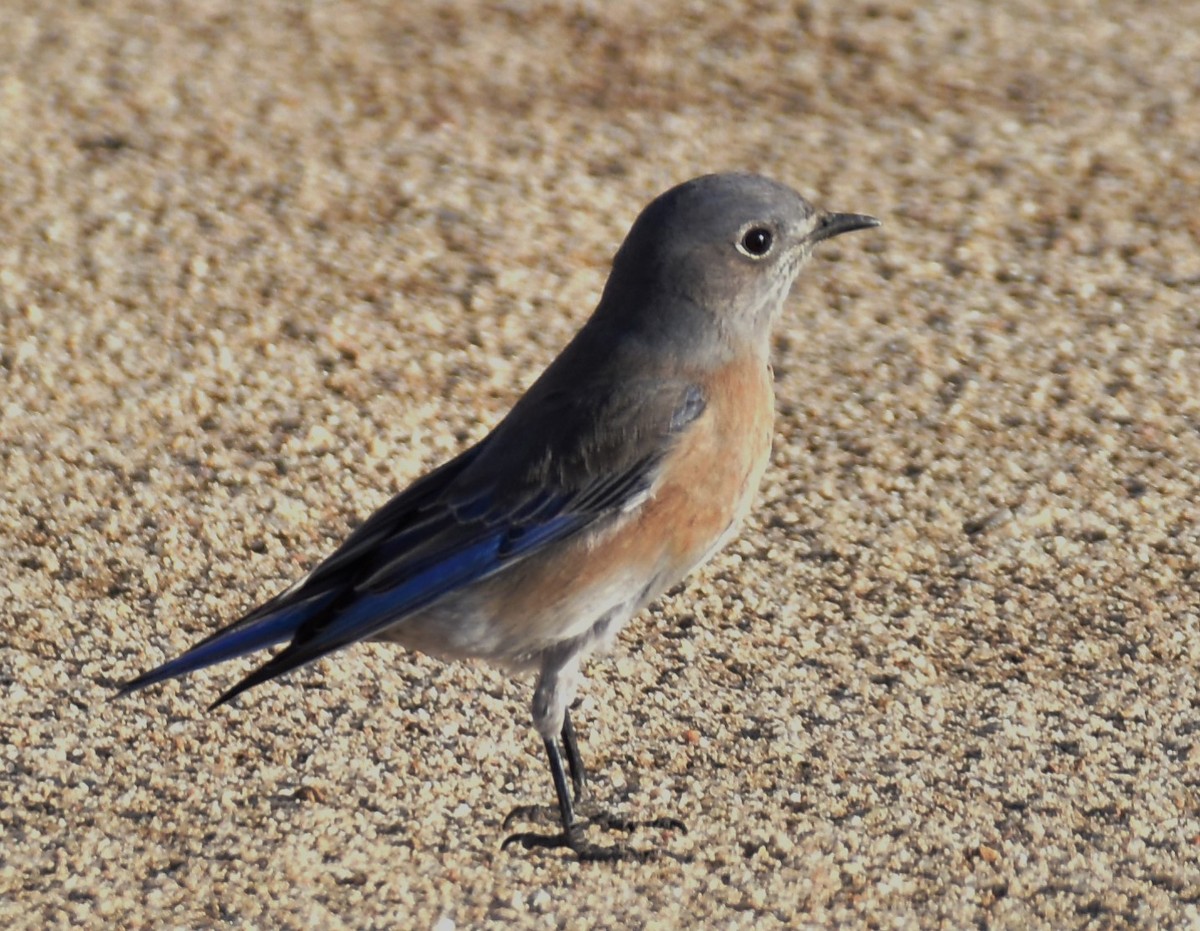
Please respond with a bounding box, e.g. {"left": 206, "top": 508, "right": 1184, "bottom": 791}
{"left": 502, "top": 803, "right": 561, "bottom": 830}
{"left": 504, "top": 803, "right": 688, "bottom": 835}
{"left": 589, "top": 811, "right": 688, "bottom": 835}
{"left": 501, "top": 828, "right": 657, "bottom": 862}
{"left": 504, "top": 711, "right": 689, "bottom": 862}
{"left": 501, "top": 808, "right": 688, "bottom": 862}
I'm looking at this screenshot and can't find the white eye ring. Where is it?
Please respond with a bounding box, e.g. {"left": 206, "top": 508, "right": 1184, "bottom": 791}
{"left": 737, "top": 225, "right": 774, "bottom": 259}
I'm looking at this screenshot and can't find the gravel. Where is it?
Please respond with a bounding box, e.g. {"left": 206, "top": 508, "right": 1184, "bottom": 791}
{"left": 2, "top": 1, "right": 1198, "bottom": 927}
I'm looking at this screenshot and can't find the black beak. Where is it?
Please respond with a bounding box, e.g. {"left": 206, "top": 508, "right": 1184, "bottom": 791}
{"left": 809, "top": 211, "right": 881, "bottom": 244}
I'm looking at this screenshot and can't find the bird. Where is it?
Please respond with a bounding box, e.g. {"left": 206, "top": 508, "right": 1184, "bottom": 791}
{"left": 118, "top": 172, "right": 878, "bottom": 860}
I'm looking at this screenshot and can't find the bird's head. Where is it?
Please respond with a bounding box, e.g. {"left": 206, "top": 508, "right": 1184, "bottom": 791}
{"left": 600, "top": 173, "right": 878, "bottom": 357}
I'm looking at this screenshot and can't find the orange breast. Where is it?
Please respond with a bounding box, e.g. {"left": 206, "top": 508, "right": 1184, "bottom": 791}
{"left": 530, "top": 353, "right": 776, "bottom": 611}
{"left": 391, "top": 355, "right": 777, "bottom": 663}
{"left": 647, "top": 355, "right": 775, "bottom": 571}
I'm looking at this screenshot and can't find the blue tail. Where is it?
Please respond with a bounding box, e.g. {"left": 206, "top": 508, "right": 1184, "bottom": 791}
{"left": 115, "top": 589, "right": 338, "bottom": 698}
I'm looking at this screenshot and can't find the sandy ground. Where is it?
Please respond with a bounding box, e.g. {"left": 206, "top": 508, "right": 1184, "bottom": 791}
{"left": 2, "top": 0, "right": 1199, "bottom": 927}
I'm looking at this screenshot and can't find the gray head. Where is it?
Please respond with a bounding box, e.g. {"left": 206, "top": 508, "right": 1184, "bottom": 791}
{"left": 599, "top": 172, "right": 878, "bottom": 354}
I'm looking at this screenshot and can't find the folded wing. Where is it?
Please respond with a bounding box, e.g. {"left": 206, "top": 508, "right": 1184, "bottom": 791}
{"left": 119, "top": 380, "right": 707, "bottom": 707}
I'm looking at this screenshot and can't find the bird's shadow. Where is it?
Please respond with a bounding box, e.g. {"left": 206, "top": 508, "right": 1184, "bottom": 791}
{"left": 500, "top": 794, "right": 692, "bottom": 864}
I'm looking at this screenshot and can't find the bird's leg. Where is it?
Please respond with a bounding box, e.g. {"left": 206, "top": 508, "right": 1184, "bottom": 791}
{"left": 556, "top": 710, "right": 683, "bottom": 834}
{"left": 502, "top": 733, "right": 590, "bottom": 856}
{"left": 502, "top": 658, "right": 685, "bottom": 858}
{"left": 501, "top": 718, "right": 688, "bottom": 861}
{"left": 504, "top": 730, "right": 640, "bottom": 861}
{"left": 560, "top": 708, "right": 588, "bottom": 803}
{"left": 545, "top": 734, "right": 578, "bottom": 836}
{"left": 500, "top": 713, "right": 589, "bottom": 830}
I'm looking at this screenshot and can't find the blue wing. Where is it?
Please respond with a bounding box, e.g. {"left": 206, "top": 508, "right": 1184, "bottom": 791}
{"left": 118, "top": 381, "right": 707, "bottom": 707}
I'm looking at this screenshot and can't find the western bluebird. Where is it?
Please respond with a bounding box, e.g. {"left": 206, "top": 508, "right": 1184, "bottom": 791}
{"left": 119, "top": 173, "right": 878, "bottom": 860}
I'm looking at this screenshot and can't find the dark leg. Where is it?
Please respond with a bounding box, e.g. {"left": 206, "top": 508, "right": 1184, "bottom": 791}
{"left": 503, "top": 733, "right": 632, "bottom": 860}
{"left": 544, "top": 736, "right": 577, "bottom": 835}
{"left": 556, "top": 710, "right": 684, "bottom": 837}
{"left": 561, "top": 709, "right": 587, "bottom": 802}
{"left": 501, "top": 722, "right": 688, "bottom": 862}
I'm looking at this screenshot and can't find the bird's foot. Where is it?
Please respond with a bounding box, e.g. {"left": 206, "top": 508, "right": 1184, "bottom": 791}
{"left": 586, "top": 810, "right": 687, "bottom": 834}
{"left": 501, "top": 824, "right": 687, "bottom": 863}
{"left": 503, "top": 801, "right": 686, "bottom": 835}
{"left": 502, "top": 802, "right": 563, "bottom": 830}
{"left": 501, "top": 827, "right": 647, "bottom": 862}
{"left": 501, "top": 806, "right": 688, "bottom": 862}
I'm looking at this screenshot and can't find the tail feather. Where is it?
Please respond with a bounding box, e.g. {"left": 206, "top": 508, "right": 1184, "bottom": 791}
{"left": 115, "top": 589, "right": 338, "bottom": 698}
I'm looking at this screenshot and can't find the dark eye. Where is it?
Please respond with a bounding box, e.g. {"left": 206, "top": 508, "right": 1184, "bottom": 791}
{"left": 739, "top": 226, "right": 773, "bottom": 257}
